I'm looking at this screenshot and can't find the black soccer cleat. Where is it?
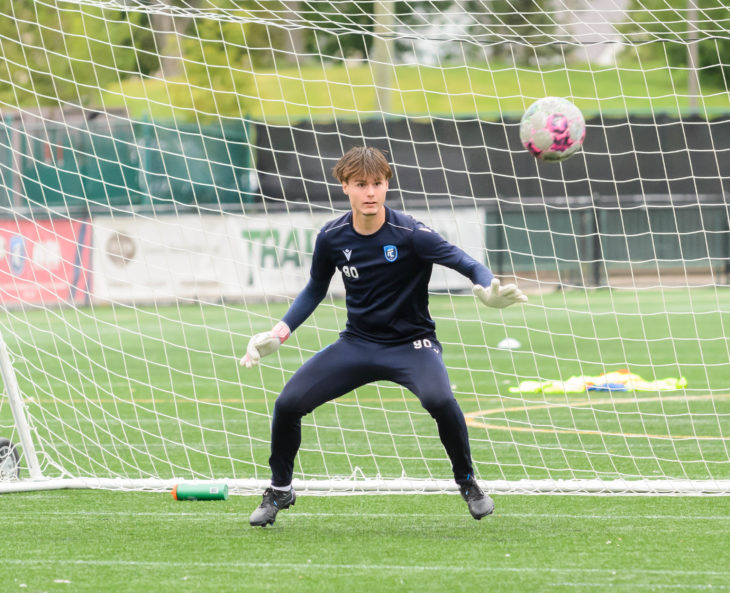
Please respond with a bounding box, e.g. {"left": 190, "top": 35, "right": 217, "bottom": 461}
{"left": 459, "top": 478, "right": 494, "bottom": 520}
{"left": 249, "top": 487, "right": 296, "bottom": 527}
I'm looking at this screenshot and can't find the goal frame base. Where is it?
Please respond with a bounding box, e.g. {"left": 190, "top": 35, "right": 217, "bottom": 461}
{"left": 2, "top": 478, "right": 729, "bottom": 495}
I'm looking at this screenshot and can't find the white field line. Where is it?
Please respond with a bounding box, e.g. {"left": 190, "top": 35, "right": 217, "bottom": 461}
{"left": 5, "top": 510, "right": 730, "bottom": 521}
{"left": 552, "top": 583, "right": 727, "bottom": 590}
{"left": 3, "top": 558, "right": 729, "bottom": 576}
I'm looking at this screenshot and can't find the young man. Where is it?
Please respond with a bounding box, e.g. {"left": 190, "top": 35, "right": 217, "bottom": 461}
{"left": 242, "top": 146, "right": 527, "bottom": 527}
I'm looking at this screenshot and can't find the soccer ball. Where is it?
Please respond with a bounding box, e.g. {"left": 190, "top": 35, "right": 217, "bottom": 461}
{"left": 520, "top": 97, "right": 586, "bottom": 162}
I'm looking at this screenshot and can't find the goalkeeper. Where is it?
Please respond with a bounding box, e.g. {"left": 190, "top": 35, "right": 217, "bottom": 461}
{"left": 243, "top": 146, "right": 527, "bottom": 526}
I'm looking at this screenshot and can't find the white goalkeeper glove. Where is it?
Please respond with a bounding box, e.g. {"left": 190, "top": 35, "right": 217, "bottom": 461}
{"left": 240, "top": 321, "right": 291, "bottom": 368}
{"left": 473, "top": 278, "right": 528, "bottom": 309}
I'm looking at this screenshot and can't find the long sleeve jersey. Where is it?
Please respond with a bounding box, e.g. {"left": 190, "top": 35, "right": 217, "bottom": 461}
{"left": 282, "top": 206, "right": 493, "bottom": 344}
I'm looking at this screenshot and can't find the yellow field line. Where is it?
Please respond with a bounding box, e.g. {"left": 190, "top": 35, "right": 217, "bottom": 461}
{"left": 22, "top": 396, "right": 429, "bottom": 405}
{"left": 22, "top": 392, "right": 730, "bottom": 408}
{"left": 464, "top": 393, "right": 730, "bottom": 441}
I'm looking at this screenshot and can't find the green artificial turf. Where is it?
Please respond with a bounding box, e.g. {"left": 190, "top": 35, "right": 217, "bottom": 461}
{"left": 1, "top": 289, "right": 728, "bottom": 484}
{"left": 1, "top": 291, "right": 728, "bottom": 592}
{"left": 106, "top": 60, "right": 730, "bottom": 122}
{"left": 2, "top": 490, "right": 729, "bottom": 593}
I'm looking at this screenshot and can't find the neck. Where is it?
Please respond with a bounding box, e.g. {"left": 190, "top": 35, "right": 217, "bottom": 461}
{"left": 352, "top": 208, "right": 386, "bottom": 235}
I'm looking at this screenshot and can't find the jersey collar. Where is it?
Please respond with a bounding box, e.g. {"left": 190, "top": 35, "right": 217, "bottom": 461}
{"left": 349, "top": 206, "right": 390, "bottom": 238}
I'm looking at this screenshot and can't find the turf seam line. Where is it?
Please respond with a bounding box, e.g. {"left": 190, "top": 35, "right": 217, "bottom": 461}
{"left": 5, "top": 559, "right": 730, "bottom": 575}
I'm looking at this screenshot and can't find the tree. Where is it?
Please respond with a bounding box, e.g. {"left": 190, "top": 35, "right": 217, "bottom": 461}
{"left": 175, "top": 5, "right": 256, "bottom": 121}
{"left": 0, "top": 1, "right": 160, "bottom": 107}
{"left": 299, "top": 1, "right": 376, "bottom": 60}
{"left": 466, "top": 0, "right": 563, "bottom": 64}
{"left": 620, "top": 0, "right": 730, "bottom": 87}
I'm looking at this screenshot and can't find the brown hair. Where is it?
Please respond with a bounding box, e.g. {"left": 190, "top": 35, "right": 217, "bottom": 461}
{"left": 332, "top": 146, "right": 393, "bottom": 183}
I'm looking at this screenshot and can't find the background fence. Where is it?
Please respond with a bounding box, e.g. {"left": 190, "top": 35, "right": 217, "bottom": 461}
{"left": 0, "top": 111, "right": 727, "bottom": 286}
{"left": 0, "top": 111, "right": 254, "bottom": 215}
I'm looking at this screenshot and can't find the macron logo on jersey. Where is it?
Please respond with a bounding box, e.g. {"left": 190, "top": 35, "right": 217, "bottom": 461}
{"left": 343, "top": 249, "right": 352, "bottom": 261}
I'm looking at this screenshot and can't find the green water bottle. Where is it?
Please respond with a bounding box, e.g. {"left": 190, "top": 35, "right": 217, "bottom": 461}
{"left": 172, "top": 482, "right": 229, "bottom": 501}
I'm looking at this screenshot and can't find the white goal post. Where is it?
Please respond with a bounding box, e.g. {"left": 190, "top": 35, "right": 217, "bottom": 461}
{"left": 0, "top": 0, "right": 729, "bottom": 495}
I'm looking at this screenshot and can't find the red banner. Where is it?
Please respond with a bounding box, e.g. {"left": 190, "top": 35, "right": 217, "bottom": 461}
{"left": 0, "top": 218, "right": 92, "bottom": 305}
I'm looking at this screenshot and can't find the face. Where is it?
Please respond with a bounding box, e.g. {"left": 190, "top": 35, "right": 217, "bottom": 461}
{"left": 341, "top": 175, "right": 389, "bottom": 219}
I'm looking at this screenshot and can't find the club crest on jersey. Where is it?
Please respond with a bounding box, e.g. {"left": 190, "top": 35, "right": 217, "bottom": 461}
{"left": 383, "top": 244, "right": 398, "bottom": 262}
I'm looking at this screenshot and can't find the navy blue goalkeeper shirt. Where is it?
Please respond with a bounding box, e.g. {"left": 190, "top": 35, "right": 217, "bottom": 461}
{"left": 282, "top": 207, "right": 494, "bottom": 344}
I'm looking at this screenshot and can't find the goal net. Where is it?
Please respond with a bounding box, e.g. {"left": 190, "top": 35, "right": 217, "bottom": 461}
{"left": 0, "top": 0, "right": 728, "bottom": 495}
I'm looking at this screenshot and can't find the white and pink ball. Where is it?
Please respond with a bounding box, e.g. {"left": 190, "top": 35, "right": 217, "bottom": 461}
{"left": 520, "top": 97, "right": 586, "bottom": 162}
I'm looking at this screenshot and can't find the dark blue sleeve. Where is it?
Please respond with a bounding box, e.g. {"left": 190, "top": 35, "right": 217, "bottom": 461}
{"left": 412, "top": 224, "right": 494, "bottom": 287}
{"left": 281, "top": 277, "right": 330, "bottom": 332}
{"left": 281, "top": 229, "right": 335, "bottom": 333}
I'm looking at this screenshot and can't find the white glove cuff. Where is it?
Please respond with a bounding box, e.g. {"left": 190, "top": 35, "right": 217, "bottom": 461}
{"left": 272, "top": 321, "right": 291, "bottom": 344}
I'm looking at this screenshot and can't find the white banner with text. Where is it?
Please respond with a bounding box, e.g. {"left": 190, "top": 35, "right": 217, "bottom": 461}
{"left": 92, "top": 208, "right": 486, "bottom": 304}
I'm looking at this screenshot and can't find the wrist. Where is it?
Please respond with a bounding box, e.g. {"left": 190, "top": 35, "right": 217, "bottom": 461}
{"left": 272, "top": 321, "right": 291, "bottom": 343}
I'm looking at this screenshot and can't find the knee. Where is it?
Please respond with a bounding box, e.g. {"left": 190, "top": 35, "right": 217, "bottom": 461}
{"left": 420, "top": 393, "right": 459, "bottom": 416}
{"left": 274, "top": 388, "right": 310, "bottom": 418}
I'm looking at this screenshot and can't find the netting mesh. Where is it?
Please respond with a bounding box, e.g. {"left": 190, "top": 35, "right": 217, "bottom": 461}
{"left": 0, "top": 0, "right": 728, "bottom": 494}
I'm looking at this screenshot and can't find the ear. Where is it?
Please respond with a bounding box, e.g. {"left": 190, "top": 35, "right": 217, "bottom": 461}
{"left": 341, "top": 181, "right": 348, "bottom": 195}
